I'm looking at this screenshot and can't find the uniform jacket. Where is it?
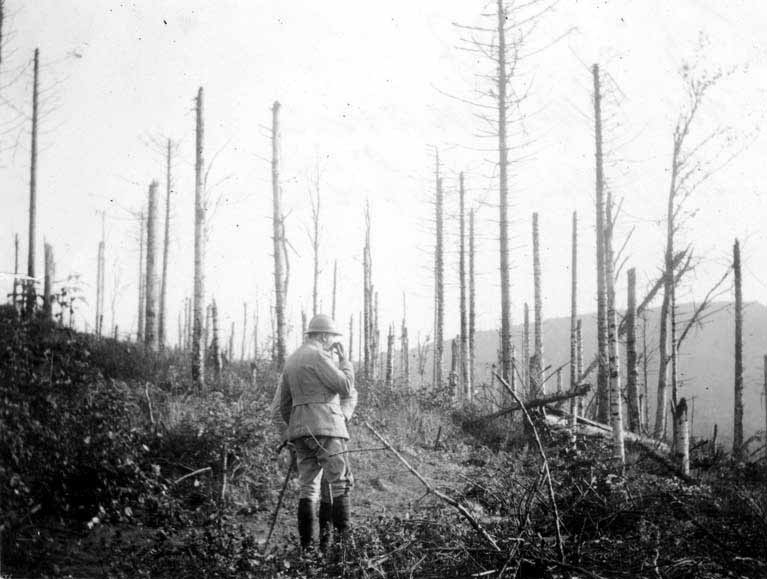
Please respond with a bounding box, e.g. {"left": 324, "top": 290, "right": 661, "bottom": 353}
{"left": 278, "top": 340, "right": 356, "bottom": 440}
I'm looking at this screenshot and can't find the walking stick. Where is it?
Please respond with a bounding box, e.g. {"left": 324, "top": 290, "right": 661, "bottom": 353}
{"left": 262, "top": 447, "right": 295, "bottom": 554}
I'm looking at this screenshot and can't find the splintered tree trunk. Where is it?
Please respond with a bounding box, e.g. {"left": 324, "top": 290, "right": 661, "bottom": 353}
{"left": 593, "top": 64, "right": 609, "bottom": 424}
{"left": 675, "top": 398, "right": 689, "bottom": 475}
{"left": 363, "top": 203, "right": 373, "bottom": 378}
{"left": 569, "top": 212, "right": 578, "bottom": 435}
{"left": 211, "top": 299, "right": 222, "bottom": 382}
{"left": 159, "top": 139, "right": 172, "bottom": 351}
{"left": 626, "top": 268, "right": 640, "bottom": 432}
{"left": 385, "top": 324, "right": 394, "bottom": 387}
{"left": 401, "top": 295, "right": 410, "bottom": 388}
{"left": 571, "top": 319, "right": 584, "bottom": 445}
{"left": 763, "top": 355, "right": 767, "bottom": 461}
{"left": 733, "top": 239, "right": 743, "bottom": 459}
{"left": 433, "top": 155, "right": 444, "bottom": 389}
{"left": 43, "top": 242, "right": 53, "bottom": 319}
{"left": 271, "top": 101, "right": 288, "bottom": 370}
{"left": 459, "top": 173, "right": 470, "bottom": 400}
{"left": 12, "top": 233, "right": 19, "bottom": 311}
{"left": 532, "top": 212, "right": 544, "bottom": 396}
{"left": 496, "top": 0, "right": 512, "bottom": 385}
{"left": 310, "top": 182, "right": 320, "bottom": 316}
{"left": 241, "top": 302, "right": 248, "bottom": 361}
{"left": 450, "top": 336, "right": 459, "bottom": 394}
{"left": 26, "top": 48, "right": 40, "bottom": 317}
{"left": 191, "top": 87, "right": 206, "bottom": 387}
{"left": 137, "top": 209, "right": 146, "bottom": 342}
{"left": 228, "top": 321, "right": 235, "bottom": 363}
{"left": 523, "top": 303, "right": 530, "bottom": 396}
{"left": 605, "top": 188, "right": 625, "bottom": 465}
{"left": 144, "top": 181, "right": 159, "bottom": 350}
{"left": 469, "top": 208, "right": 476, "bottom": 389}
{"left": 96, "top": 214, "right": 105, "bottom": 336}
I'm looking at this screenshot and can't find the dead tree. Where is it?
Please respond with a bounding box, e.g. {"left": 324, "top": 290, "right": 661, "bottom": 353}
{"left": 12, "top": 233, "right": 19, "bottom": 311}
{"left": 308, "top": 169, "right": 321, "bottom": 316}
{"left": 26, "top": 48, "right": 40, "bottom": 317}
{"left": 348, "top": 314, "right": 354, "bottom": 364}
{"left": 763, "top": 355, "right": 767, "bottom": 462}
{"left": 459, "top": 172, "right": 469, "bottom": 399}
{"left": 159, "top": 138, "right": 173, "bottom": 351}
{"left": 532, "top": 212, "right": 544, "bottom": 397}
{"left": 241, "top": 302, "right": 248, "bottom": 361}
{"left": 42, "top": 242, "right": 53, "bottom": 319}
{"left": 469, "top": 208, "right": 476, "bottom": 389}
{"left": 523, "top": 302, "right": 530, "bottom": 396}
{"left": 626, "top": 267, "right": 641, "bottom": 432}
{"left": 192, "top": 87, "right": 206, "bottom": 388}
{"left": 605, "top": 186, "right": 625, "bottom": 465}
{"left": 144, "top": 181, "right": 159, "bottom": 350}
{"left": 210, "top": 299, "right": 222, "bottom": 382}
{"left": 385, "top": 324, "right": 394, "bottom": 387}
{"left": 363, "top": 202, "right": 373, "bottom": 378}
{"left": 401, "top": 293, "right": 410, "bottom": 388}
{"left": 675, "top": 398, "right": 690, "bottom": 475}
{"left": 733, "top": 238, "right": 743, "bottom": 459}
{"left": 271, "top": 101, "right": 288, "bottom": 370}
{"left": 137, "top": 209, "right": 146, "bottom": 342}
{"left": 569, "top": 212, "right": 578, "bottom": 434}
{"left": 228, "top": 321, "right": 235, "bottom": 363}
{"left": 301, "top": 310, "right": 307, "bottom": 336}
{"left": 433, "top": 154, "right": 444, "bottom": 389}
{"left": 592, "top": 64, "right": 609, "bottom": 424}
{"left": 95, "top": 213, "right": 105, "bottom": 337}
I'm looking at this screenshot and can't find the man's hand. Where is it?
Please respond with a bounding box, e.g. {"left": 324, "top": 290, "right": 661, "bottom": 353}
{"left": 330, "top": 342, "right": 346, "bottom": 363}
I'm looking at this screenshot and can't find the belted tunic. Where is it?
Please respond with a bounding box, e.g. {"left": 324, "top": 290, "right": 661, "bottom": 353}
{"left": 279, "top": 340, "right": 356, "bottom": 441}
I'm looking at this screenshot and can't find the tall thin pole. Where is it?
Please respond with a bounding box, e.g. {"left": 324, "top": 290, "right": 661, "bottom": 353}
{"left": 459, "top": 172, "right": 469, "bottom": 400}
{"left": 271, "top": 101, "right": 287, "bottom": 369}
{"left": 469, "top": 208, "right": 476, "bottom": 390}
{"left": 192, "top": 87, "right": 206, "bottom": 387}
{"left": 532, "top": 212, "right": 544, "bottom": 396}
{"left": 159, "top": 138, "right": 172, "bottom": 351}
{"left": 733, "top": 239, "right": 743, "bottom": 459}
{"left": 26, "top": 48, "right": 40, "bottom": 316}
{"left": 144, "top": 181, "right": 159, "bottom": 350}
{"left": 569, "top": 212, "right": 578, "bottom": 436}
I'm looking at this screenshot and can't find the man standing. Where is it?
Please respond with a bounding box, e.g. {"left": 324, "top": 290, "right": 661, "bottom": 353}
{"left": 278, "top": 314, "right": 356, "bottom": 550}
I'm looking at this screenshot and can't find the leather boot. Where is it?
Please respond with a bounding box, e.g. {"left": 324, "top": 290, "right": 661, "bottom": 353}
{"left": 297, "top": 498, "right": 316, "bottom": 550}
{"left": 331, "top": 493, "right": 351, "bottom": 538}
{"left": 319, "top": 500, "right": 333, "bottom": 551}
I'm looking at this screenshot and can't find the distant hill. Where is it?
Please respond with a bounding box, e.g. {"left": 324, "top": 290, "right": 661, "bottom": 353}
{"left": 448, "top": 302, "right": 767, "bottom": 446}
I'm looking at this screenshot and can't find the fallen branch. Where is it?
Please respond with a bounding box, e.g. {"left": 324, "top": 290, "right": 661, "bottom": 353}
{"left": 494, "top": 372, "right": 565, "bottom": 563}
{"left": 174, "top": 466, "right": 212, "bottom": 485}
{"left": 465, "top": 385, "right": 591, "bottom": 425}
{"left": 363, "top": 421, "right": 501, "bottom": 552}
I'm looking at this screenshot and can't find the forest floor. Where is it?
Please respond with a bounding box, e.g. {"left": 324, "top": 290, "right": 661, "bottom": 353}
{"left": 2, "top": 311, "right": 767, "bottom": 578}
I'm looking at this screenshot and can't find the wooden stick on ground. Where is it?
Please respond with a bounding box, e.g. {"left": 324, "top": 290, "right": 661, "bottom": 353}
{"left": 363, "top": 421, "right": 501, "bottom": 552}
{"left": 466, "top": 385, "right": 591, "bottom": 425}
{"left": 263, "top": 458, "right": 295, "bottom": 554}
{"left": 493, "top": 372, "right": 565, "bottom": 563}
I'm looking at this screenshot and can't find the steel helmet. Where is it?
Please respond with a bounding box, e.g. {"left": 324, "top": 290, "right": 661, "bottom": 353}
{"left": 305, "top": 313, "right": 342, "bottom": 335}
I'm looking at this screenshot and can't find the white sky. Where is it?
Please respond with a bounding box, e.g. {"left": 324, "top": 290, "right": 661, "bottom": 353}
{"left": 2, "top": 0, "right": 767, "bottom": 351}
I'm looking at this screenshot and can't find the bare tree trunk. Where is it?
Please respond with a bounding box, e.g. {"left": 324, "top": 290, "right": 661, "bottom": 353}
{"left": 43, "top": 242, "right": 53, "bottom": 320}
{"left": 240, "top": 302, "right": 247, "bottom": 361}
{"left": 373, "top": 291, "right": 380, "bottom": 378}
{"left": 211, "top": 299, "right": 221, "bottom": 382}
{"left": 569, "top": 212, "right": 578, "bottom": 439}
{"left": 571, "top": 319, "right": 583, "bottom": 446}
{"left": 159, "top": 138, "right": 172, "bottom": 352}
{"left": 26, "top": 48, "right": 40, "bottom": 317}
{"left": 523, "top": 303, "right": 530, "bottom": 397}
{"left": 301, "top": 310, "right": 307, "bottom": 336}
{"left": 763, "top": 355, "right": 767, "bottom": 462}
{"left": 228, "top": 321, "right": 235, "bottom": 364}
{"left": 310, "top": 178, "right": 320, "bottom": 316}
{"left": 144, "top": 181, "right": 159, "bottom": 350}
{"left": 592, "top": 64, "right": 609, "bottom": 424}
{"left": 12, "top": 233, "right": 19, "bottom": 312}
{"left": 469, "top": 208, "right": 476, "bottom": 390}
{"left": 495, "top": 0, "right": 513, "bottom": 386}
{"left": 204, "top": 303, "right": 211, "bottom": 359}
{"left": 532, "top": 212, "right": 544, "bottom": 397}
{"left": 401, "top": 295, "right": 410, "bottom": 388}
{"left": 642, "top": 312, "right": 650, "bottom": 433}
{"left": 96, "top": 213, "right": 105, "bottom": 337}
{"left": 137, "top": 209, "right": 146, "bottom": 342}
{"left": 363, "top": 202, "right": 373, "bottom": 378}
{"left": 675, "top": 398, "right": 689, "bottom": 475}
{"left": 433, "top": 154, "right": 444, "bottom": 389}
{"left": 271, "top": 101, "right": 288, "bottom": 370}
{"left": 385, "top": 324, "right": 394, "bottom": 387}
{"left": 450, "top": 336, "right": 459, "bottom": 395}
{"left": 253, "top": 309, "right": 259, "bottom": 360}
{"left": 192, "top": 87, "right": 206, "bottom": 388}
{"left": 733, "top": 238, "right": 743, "bottom": 459}
{"left": 626, "top": 267, "right": 640, "bottom": 432}
{"left": 459, "top": 172, "right": 469, "bottom": 400}
{"left": 605, "top": 187, "right": 625, "bottom": 465}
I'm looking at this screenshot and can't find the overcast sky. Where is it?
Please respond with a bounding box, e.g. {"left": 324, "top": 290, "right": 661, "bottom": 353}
{"left": 2, "top": 0, "right": 766, "bottom": 354}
